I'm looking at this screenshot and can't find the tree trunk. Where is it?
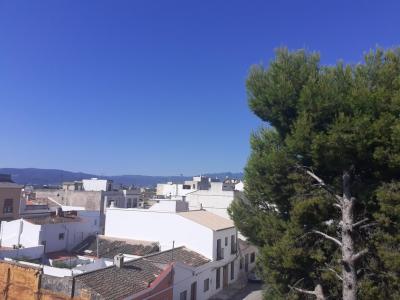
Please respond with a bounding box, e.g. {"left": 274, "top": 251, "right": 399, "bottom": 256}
{"left": 342, "top": 172, "right": 357, "bottom": 300}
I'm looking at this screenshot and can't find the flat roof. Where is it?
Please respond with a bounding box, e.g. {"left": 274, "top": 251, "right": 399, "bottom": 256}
{"left": 24, "top": 215, "right": 81, "bottom": 225}
{"left": 0, "top": 182, "right": 22, "bottom": 188}
{"left": 177, "top": 210, "right": 235, "bottom": 231}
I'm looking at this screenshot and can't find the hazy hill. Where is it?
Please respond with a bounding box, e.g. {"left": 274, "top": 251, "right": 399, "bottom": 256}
{"left": 0, "top": 168, "right": 243, "bottom": 187}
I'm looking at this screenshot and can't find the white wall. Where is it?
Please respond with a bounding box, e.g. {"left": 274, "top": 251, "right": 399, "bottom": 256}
{"left": 105, "top": 208, "right": 214, "bottom": 259}
{"left": 173, "top": 261, "right": 220, "bottom": 300}
{"left": 1, "top": 214, "right": 99, "bottom": 254}
{"left": 213, "top": 228, "right": 237, "bottom": 262}
{"left": 40, "top": 215, "right": 99, "bottom": 253}
{"left": 0, "top": 219, "right": 41, "bottom": 248}
{"left": 0, "top": 245, "right": 44, "bottom": 260}
{"left": 82, "top": 179, "right": 109, "bottom": 191}
{"left": 156, "top": 183, "right": 195, "bottom": 198}
{"left": 172, "top": 253, "right": 250, "bottom": 300}
{"left": 185, "top": 190, "right": 239, "bottom": 220}
{"left": 148, "top": 200, "right": 188, "bottom": 212}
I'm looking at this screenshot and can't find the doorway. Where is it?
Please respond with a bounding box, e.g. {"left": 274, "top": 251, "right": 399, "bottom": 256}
{"left": 223, "top": 264, "right": 229, "bottom": 288}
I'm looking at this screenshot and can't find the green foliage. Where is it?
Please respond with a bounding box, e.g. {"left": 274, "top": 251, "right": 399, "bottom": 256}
{"left": 230, "top": 48, "right": 400, "bottom": 298}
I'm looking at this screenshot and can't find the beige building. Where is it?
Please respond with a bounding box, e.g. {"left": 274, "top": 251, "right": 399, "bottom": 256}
{"left": 0, "top": 174, "right": 22, "bottom": 222}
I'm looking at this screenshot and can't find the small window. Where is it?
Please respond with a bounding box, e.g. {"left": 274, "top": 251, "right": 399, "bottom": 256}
{"left": 230, "top": 261, "right": 235, "bottom": 280}
{"left": 250, "top": 252, "right": 256, "bottom": 263}
{"left": 59, "top": 233, "right": 65, "bottom": 240}
{"left": 240, "top": 258, "right": 244, "bottom": 269}
{"left": 231, "top": 235, "right": 236, "bottom": 254}
{"left": 203, "top": 278, "right": 209, "bottom": 292}
{"left": 180, "top": 290, "right": 187, "bottom": 300}
{"left": 3, "top": 199, "right": 13, "bottom": 214}
{"left": 225, "top": 237, "right": 228, "bottom": 246}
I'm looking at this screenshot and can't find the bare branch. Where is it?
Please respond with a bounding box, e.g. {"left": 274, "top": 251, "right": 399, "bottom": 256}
{"left": 333, "top": 203, "right": 342, "bottom": 210}
{"left": 288, "top": 284, "right": 326, "bottom": 300}
{"left": 352, "top": 249, "right": 368, "bottom": 262}
{"left": 359, "top": 222, "right": 378, "bottom": 230}
{"left": 289, "top": 285, "right": 316, "bottom": 295}
{"left": 324, "top": 264, "right": 343, "bottom": 281}
{"left": 353, "top": 218, "right": 369, "bottom": 228}
{"left": 312, "top": 230, "right": 343, "bottom": 247}
{"left": 301, "top": 168, "right": 343, "bottom": 203}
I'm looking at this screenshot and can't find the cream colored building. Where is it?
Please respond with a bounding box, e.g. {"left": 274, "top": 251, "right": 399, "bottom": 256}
{"left": 0, "top": 174, "right": 22, "bottom": 222}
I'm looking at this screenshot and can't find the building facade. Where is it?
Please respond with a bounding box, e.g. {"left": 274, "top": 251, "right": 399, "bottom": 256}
{"left": 0, "top": 174, "right": 22, "bottom": 222}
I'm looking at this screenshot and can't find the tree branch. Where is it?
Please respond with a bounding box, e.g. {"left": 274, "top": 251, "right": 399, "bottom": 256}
{"left": 352, "top": 249, "right": 368, "bottom": 262}
{"left": 333, "top": 203, "right": 342, "bottom": 210}
{"left": 312, "top": 230, "right": 343, "bottom": 247}
{"left": 288, "top": 283, "right": 326, "bottom": 300}
{"left": 352, "top": 218, "right": 369, "bottom": 228}
{"left": 324, "top": 264, "right": 343, "bottom": 281}
{"left": 289, "top": 285, "right": 316, "bottom": 295}
{"left": 359, "top": 222, "right": 378, "bottom": 230}
{"left": 301, "top": 168, "right": 343, "bottom": 203}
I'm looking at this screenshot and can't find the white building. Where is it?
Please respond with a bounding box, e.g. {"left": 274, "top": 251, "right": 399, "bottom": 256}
{"left": 104, "top": 204, "right": 257, "bottom": 299}
{"left": 122, "top": 189, "right": 143, "bottom": 208}
{"left": 185, "top": 181, "right": 244, "bottom": 220}
{"left": 156, "top": 176, "right": 212, "bottom": 198}
{"left": 156, "top": 182, "right": 196, "bottom": 198}
{"left": 0, "top": 210, "right": 100, "bottom": 253}
{"left": 82, "top": 178, "right": 112, "bottom": 192}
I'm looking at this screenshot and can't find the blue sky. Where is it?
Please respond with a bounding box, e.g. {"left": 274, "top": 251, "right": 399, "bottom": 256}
{"left": 0, "top": 0, "right": 399, "bottom": 176}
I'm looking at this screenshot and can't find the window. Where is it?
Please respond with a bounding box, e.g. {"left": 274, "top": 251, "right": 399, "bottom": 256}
{"left": 58, "top": 233, "right": 65, "bottom": 240}
{"left": 216, "top": 268, "right": 221, "bottom": 289}
{"left": 240, "top": 258, "right": 244, "bottom": 269}
{"left": 225, "top": 237, "right": 228, "bottom": 246}
{"left": 180, "top": 290, "right": 187, "bottom": 300}
{"left": 3, "top": 199, "right": 13, "bottom": 214}
{"left": 192, "top": 184, "right": 195, "bottom": 189}
{"left": 203, "top": 278, "right": 209, "bottom": 292}
{"left": 231, "top": 235, "right": 236, "bottom": 254}
{"left": 216, "top": 239, "right": 223, "bottom": 260}
{"left": 190, "top": 282, "right": 197, "bottom": 300}
{"left": 250, "top": 252, "right": 256, "bottom": 263}
{"left": 230, "top": 261, "right": 235, "bottom": 280}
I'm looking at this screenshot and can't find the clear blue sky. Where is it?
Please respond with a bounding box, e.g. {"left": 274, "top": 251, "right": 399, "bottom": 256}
{"left": 0, "top": 0, "right": 399, "bottom": 176}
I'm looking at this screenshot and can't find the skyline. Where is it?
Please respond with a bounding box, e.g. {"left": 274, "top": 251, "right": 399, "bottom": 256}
{"left": 1, "top": 0, "right": 400, "bottom": 175}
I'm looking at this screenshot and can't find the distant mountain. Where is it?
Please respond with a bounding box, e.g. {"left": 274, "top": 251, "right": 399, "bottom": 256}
{"left": 0, "top": 168, "right": 243, "bottom": 187}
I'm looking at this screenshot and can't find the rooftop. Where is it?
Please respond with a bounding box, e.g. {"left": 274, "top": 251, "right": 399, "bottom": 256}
{"left": 143, "top": 246, "right": 210, "bottom": 268}
{"left": 0, "top": 182, "right": 22, "bottom": 188}
{"left": 75, "top": 246, "right": 209, "bottom": 300}
{"left": 24, "top": 215, "right": 81, "bottom": 225}
{"left": 177, "top": 210, "right": 235, "bottom": 231}
{"left": 74, "top": 235, "right": 159, "bottom": 259}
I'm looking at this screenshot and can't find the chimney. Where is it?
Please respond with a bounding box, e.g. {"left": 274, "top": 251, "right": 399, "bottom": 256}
{"left": 114, "top": 254, "right": 124, "bottom": 268}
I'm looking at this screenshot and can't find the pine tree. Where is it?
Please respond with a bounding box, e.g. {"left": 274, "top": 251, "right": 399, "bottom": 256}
{"left": 229, "top": 48, "right": 400, "bottom": 299}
